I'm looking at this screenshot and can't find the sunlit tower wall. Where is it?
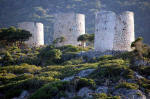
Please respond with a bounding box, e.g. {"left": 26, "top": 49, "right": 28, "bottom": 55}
{"left": 53, "top": 13, "right": 85, "bottom": 46}
{"left": 18, "top": 22, "right": 44, "bottom": 47}
{"left": 113, "top": 11, "right": 135, "bottom": 51}
{"left": 94, "top": 11, "right": 116, "bottom": 52}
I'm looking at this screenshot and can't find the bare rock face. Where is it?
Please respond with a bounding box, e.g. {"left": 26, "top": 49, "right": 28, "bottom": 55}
{"left": 62, "top": 76, "right": 74, "bottom": 81}
{"left": 77, "top": 87, "right": 93, "bottom": 98}
{"left": 134, "top": 72, "right": 144, "bottom": 79}
{"left": 113, "top": 88, "right": 146, "bottom": 99}
{"left": 133, "top": 59, "right": 150, "bottom": 66}
{"left": 62, "top": 69, "right": 95, "bottom": 81}
{"left": 76, "top": 69, "right": 95, "bottom": 77}
{"left": 95, "top": 86, "right": 108, "bottom": 94}
{"left": 54, "top": 13, "right": 85, "bottom": 46}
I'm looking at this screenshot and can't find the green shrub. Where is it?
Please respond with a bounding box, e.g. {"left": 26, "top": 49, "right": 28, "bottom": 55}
{"left": 30, "top": 81, "right": 69, "bottom": 99}
{"left": 0, "top": 76, "right": 59, "bottom": 93}
{"left": 92, "top": 93, "right": 121, "bottom": 99}
{"left": 0, "top": 73, "right": 16, "bottom": 83}
{"left": 90, "top": 59, "right": 133, "bottom": 82}
{"left": 38, "top": 71, "right": 62, "bottom": 78}
{"left": 75, "top": 78, "right": 96, "bottom": 90}
{"left": 0, "top": 63, "right": 41, "bottom": 74}
{"left": 62, "top": 61, "right": 73, "bottom": 65}
{"left": 62, "top": 58, "right": 83, "bottom": 65}
{"left": 5, "top": 89, "right": 23, "bottom": 99}
{"left": 137, "top": 78, "right": 150, "bottom": 94}
{"left": 61, "top": 52, "right": 78, "bottom": 61}
{"left": 57, "top": 45, "right": 81, "bottom": 53}
{"left": 21, "top": 77, "right": 59, "bottom": 89}
{"left": 97, "top": 55, "right": 115, "bottom": 61}
{"left": 12, "top": 73, "right": 34, "bottom": 81}
{"left": 138, "top": 66, "right": 150, "bottom": 76}
{"left": 115, "top": 82, "right": 139, "bottom": 90}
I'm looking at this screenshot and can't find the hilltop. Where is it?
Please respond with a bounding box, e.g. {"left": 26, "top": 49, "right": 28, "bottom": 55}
{"left": 0, "top": 0, "right": 150, "bottom": 44}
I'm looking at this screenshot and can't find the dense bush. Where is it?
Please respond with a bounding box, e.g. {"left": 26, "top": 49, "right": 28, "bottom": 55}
{"left": 0, "top": 73, "right": 16, "bottom": 83}
{"left": 38, "top": 45, "right": 62, "bottom": 65}
{"left": 57, "top": 45, "right": 80, "bottom": 53}
{"left": 92, "top": 93, "right": 121, "bottom": 99}
{"left": 97, "top": 55, "right": 115, "bottom": 61}
{"left": 138, "top": 66, "right": 150, "bottom": 76}
{"left": 115, "top": 82, "right": 139, "bottom": 90}
{"left": 91, "top": 59, "right": 133, "bottom": 80}
{"left": 75, "top": 78, "right": 96, "bottom": 90}
{"left": 62, "top": 58, "right": 83, "bottom": 65}
{"left": 30, "top": 81, "right": 69, "bottom": 99}
{"left": 137, "top": 78, "right": 150, "bottom": 94}
{"left": 0, "top": 63, "right": 41, "bottom": 74}
{"left": 5, "top": 89, "right": 23, "bottom": 99}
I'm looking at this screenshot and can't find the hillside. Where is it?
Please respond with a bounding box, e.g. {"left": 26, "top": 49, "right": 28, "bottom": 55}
{"left": 0, "top": 0, "right": 150, "bottom": 44}
{"left": 0, "top": 37, "right": 150, "bottom": 99}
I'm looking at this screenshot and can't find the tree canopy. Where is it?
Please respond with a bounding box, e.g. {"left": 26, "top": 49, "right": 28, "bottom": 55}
{"left": 0, "top": 27, "right": 32, "bottom": 46}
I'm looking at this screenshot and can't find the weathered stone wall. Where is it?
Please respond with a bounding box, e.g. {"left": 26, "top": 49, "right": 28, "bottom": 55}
{"left": 94, "top": 11, "right": 116, "bottom": 52}
{"left": 113, "top": 11, "right": 135, "bottom": 51}
{"left": 53, "top": 13, "right": 85, "bottom": 46}
{"left": 94, "top": 11, "right": 135, "bottom": 52}
{"left": 18, "top": 22, "right": 44, "bottom": 47}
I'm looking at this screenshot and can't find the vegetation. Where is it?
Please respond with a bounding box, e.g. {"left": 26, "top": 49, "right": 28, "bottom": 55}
{"left": 92, "top": 93, "right": 121, "bottom": 99}
{"left": 115, "top": 82, "right": 139, "bottom": 90}
{"left": 0, "top": 36, "right": 150, "bottom": 99}
{"left": 77, "top": 34, "right": 94, "bottom": 47}
{"left": 30, "top": 81, "right": 69, "bottom": 99}
{"left": 0, "top": 27, "right": 31, "bottom": 47}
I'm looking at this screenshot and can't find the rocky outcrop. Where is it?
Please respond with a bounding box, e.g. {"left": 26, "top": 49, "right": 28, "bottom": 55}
{"left": 133, "top": 59, "right": 150, "bottom": 66}
{"left": 95, "top": 86, "right": 108, "bottom": 94}
{"left": 12, "top": 90, "right": 29, "bottom": 99}
{"left": 62, "top": 69, "right": 95, "bottom": 81}
{"left": 77, "top": 87, "right": 93, "bottom": 98}
{"left": 113, "top": 88, "right": 146, "bottom": 99}
{"left": 134, "top": 72, "right": 144, "bottom": 79}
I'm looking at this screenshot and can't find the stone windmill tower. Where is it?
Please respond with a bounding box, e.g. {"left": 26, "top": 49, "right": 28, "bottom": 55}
{"left": 53, "top": 13, "right": 85, "bottom": 46}
{"left": 18, "top": 22, "right": 44, "bottom": 47}
{"left": 94, "top": 11, "right": 135, "bottom": 52}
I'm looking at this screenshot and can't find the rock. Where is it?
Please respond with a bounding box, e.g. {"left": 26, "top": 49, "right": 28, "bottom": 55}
{"left": 13, "top": 90, "right": 29, "bottom": 99}
{"left": 113, "top": 88, "right": 146, "bottom": 99}
{"left": 19, "top": 90, "right": 29, "bottom": 99}
{"left": 134, "top": 72, "right": 144, "bottom": 79}
{"left": 77, "top": 87, "right": 93, "bottom": 98}
{"left": 62, "top": 69, "right": 95, "bottom": 81}
{"left": 147, "top": 76, "right": 150, "bottom": 80}
{"left": 65, "top": 91, "right": 75, "bottom": 98}
{"left": 62, "top": 76, "right": 74, "bottom": 81}
{"left": 134, "top": 59, "right": 150, "bottom": 66}
{"left": 95, "top": 86, "right": 108, "bottom": 94}
{"left": 76, "top": 69, "right": 95, "bottom": 77}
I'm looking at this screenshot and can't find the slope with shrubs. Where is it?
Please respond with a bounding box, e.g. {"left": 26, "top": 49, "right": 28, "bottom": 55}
{"left": 1, "top": 38, "right": 150, "bottom": 99}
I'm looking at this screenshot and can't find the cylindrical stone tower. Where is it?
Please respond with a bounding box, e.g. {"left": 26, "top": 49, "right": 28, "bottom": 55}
{"left": 94, "top": 11, "right": 116, "bottom": 52}
{"left": 18, "top": 22, "right": 44, "bottom": 47}
{"left": 113, "top": 11, "right": 135, "bottom": 51}
{"left": 53, "top": 13, "right": 85, "bottom": 46}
